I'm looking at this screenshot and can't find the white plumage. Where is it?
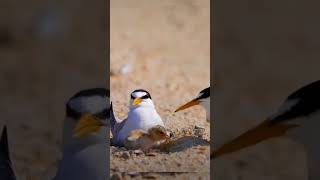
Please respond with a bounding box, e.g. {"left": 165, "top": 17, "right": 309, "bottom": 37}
{"left": 54, "top": 88, "right": 109, "bottom": 180}
{"left": 111, "top": 89, "right": 164, "bottom": 146}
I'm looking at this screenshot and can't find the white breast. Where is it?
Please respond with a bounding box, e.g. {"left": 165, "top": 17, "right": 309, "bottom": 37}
{"left": 200, "top": 98, "right": 210, "bottom": 122}
{"left": 285, "top": 111, "right": 320, "bottom": 179}
{"left": 116, "top": 107, "right": 164, "bottom": 143}
{"left": 54, "top": 143, "right": 107, "bottom": 180}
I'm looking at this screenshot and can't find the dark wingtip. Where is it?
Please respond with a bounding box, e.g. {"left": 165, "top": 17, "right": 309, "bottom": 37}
{"left": 0, "top": 126, "right": 9, "bottom": 158}
{"left": 109, "top": 101, "right": 115, "bottom": 122}
{"left": 0, "top": 125, "right": 17, "bottom": 179}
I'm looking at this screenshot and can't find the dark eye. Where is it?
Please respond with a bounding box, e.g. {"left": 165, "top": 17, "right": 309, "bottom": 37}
{"left": 130, "top": 94, "right": 135, "bottom": 99}
{"left": 94, "top": 109, "right": 108, "bottom": 119}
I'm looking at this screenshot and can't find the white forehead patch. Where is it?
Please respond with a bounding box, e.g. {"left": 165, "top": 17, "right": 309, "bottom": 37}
{"left": 269, "top": 98, "right": 300, "bottom": 120}
{"left": 68, "top": 96, "right": 107, "bottom": 114}
{"left": 131, "top": 91, "right": 147, "bottom": 98}
{"left": 197, "top": 92, "right": 204, "bottom": 98}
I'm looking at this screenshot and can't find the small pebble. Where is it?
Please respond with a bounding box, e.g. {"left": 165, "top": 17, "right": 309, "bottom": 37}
{"left": 133, "top": 149, "right": 144, "bottom": 155}
{"left": 121, "top": 151, "right": 130, "bottom": 159}
{"left": 120, "top": 64, "right": 131, "bottom": 74}
{"left": 143, "top": 173, "right": 159, "bottom": 179}
{"left": 111, "top": 173, "right": 123, "bottom": 180}
{"left": 128, "top": 171, "right": 140, "bottom": 177}
{"left": 146, "top": 152, "right": 157, "bottom": 157}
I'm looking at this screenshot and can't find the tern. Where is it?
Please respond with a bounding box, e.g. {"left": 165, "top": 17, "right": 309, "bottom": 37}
{"left": 175, "top": 87, "right": 210, "bottom": 122}
{"left": 110, "top": 89, "right": 165, "bottom": 146}
{"left": 0, "top": 88, "right": 110, "bottom": 180}
{"left": 212, "top": 80, "right": 320, "bottom": 179}
{"left": 53, "top": 88, "right": 109, "bottom": 180}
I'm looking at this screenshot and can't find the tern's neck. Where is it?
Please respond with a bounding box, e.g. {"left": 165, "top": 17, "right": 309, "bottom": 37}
{"left": 286, "top": 113, "right": 320, "bottom": 180}
{"left": 304, "top": 142, "right": 320, "bottom": 180}
{"left": 200, "top": 98, "right": 210, "bottom": 121}
{"left": 62, "top": 118, "right": 107, "bottom": 154}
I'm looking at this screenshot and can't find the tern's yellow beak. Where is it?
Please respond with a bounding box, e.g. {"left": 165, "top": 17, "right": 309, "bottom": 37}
{"left": 175, "top": 99, "right": 200, "bottom": 112}
{"left": 211, "top": 120, "right": 299, "bottom": 159}
{"left": 73, "top": 113, "right": 105, "bottom": 138}
{"left": 133, "top": 98, "right": 142, "bottom": 106}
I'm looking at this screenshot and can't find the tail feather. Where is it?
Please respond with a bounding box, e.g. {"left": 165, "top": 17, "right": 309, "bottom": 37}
{"left": 109, "top": 102, "right": 127, "bottom": 146}
{"left": 110, "top": 102, "right": 117, "bottom": 135}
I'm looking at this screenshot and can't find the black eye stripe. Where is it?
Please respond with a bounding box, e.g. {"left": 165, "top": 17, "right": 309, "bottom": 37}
{"left": 66, "top": 104, "right": 108, "bottom": 120}
{"left": 141, "top": 95, "right": 150, "bottom": 99}
{"left": 130, "top": 94, "right": 151, "bottom": 99}
{"left": 94, "top": 109, "right": 108, "bottom": 119}
{"left": 66, "top": 104, "right": 82, "bottom": 120}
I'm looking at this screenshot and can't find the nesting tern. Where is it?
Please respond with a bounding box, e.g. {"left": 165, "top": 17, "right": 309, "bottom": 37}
{"left": 212, "top": 80, "right": 320, "bottom": 179}
{"left": 110, "top": 89, "right": 165, "bottom": 146}
{"left": 175, "top": 87, "right": 210, "bottom": 122}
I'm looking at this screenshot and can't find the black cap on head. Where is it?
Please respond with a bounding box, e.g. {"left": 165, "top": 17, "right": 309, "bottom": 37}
{"left": 66, "top": 88, "right": 109, "bottom": 120}
{"left": 196, "top": 87, "right": 210, "bottom": 100}
{"left": 270, "top": 80, "right": 320, "bottom": 123}
{"left": 70, "top": 88, "right": 109, "bottom": 100}
{"left": 130, "top": 89, "right": 152, "bottom": 100}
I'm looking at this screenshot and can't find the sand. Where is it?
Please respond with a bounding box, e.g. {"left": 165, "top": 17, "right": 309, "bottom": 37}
{"left": 0, "top": 0, "right": 209, "bottom": 179}
{"left": 111, "top": 0, "right": 210, "bottom": 179}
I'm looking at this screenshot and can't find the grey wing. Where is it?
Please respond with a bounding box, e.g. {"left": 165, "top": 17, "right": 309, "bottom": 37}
{"left": 109, "top": 102, "right": 127, "bottom": 136}
{"left": 0, "top": 126, "right": 17, "bottom": 180}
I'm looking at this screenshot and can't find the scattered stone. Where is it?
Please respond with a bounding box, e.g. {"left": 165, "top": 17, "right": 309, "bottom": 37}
{"left": 196, "top": 146, "right": 208, "bottom": 154}
{"left": 133, "top": 149, "right": 144, "bottom": 155}
{"left": 128, "top": 171, "right": 140, "bottom": 177}
{"left": 194, "top": 126, "right": 205, "bottom": 137}
{"left": 111, "top": 173, "right": 123, "bottom": 180}
{"left": 120, "top": 64, "right": 131, "bottom": 74}
{"left": 119, "top": 147, "right": 127, "bottom": 151}
{"left": 143, "top": 173, "right": 159, "bottom": 179}
{"left": 121, "top": 151, "right": 131, "bottom": 159}
{"left": 166, "top": 128, "right": 174, "bottom": 138}
{"left": 146, "top": 152, "right": 157, "bottom": 157}
{"left": 113, "top": 151, "right": 122, "bottom": 157}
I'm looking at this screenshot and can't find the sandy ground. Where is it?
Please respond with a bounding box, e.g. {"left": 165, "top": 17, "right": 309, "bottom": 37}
{"left": 111, "top": 0, "right": 210, "bottom": 179}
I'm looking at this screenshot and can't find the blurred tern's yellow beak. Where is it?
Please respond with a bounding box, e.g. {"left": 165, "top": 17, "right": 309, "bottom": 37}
{"left": 211, "top": 120, "right": 299, "bottom": 159}
{"left": 175, "top": 99, "right": 200, "bottom": 112}
{"left": 133, "top": 98, "right": 142, "bottom": 106}
{"left": 73, "top": 113, "right": 106, "bottom": 138}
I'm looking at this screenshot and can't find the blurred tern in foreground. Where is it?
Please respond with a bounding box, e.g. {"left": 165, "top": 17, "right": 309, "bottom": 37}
{"left": 212, "top": 80, "right": 320, "bottom": 180}
{"left": 175, "top": 87, "right": 210, "bottom": 122}
{"left": 110, "top": 89, "right": 165, "bottom": 146}
{"left": 54, "top": 88, "right": 109, "bottom": 180}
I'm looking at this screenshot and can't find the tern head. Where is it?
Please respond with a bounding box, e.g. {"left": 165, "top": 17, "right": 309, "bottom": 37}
{"left": 65, "top": 88, "right": 109, "bottom": 138}
{"left": 175, "top": 87, "right": 210, "bottom": 121}
{"left": 129, "top": 89, "right": 154, "bottom": 109}
{"left": 212, "top": 80, "right": 320, "bottom": 160}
